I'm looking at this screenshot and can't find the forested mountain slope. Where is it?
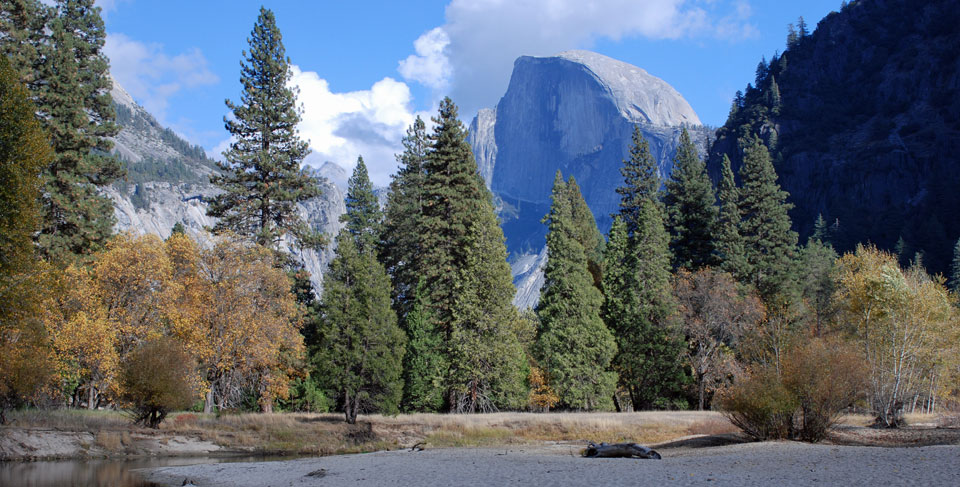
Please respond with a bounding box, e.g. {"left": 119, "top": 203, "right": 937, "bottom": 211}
{"left": 708, "top": 0, "right": 960, "bottom": 274}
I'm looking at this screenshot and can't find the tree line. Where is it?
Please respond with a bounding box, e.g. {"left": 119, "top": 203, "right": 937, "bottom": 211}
{"left": 2, "top": 4, "right": 957, "bottom": 432}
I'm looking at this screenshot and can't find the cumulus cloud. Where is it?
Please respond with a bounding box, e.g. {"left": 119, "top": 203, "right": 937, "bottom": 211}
{"left": 104, "top": 33, "right": 219, "bottom": 122}
{"left": 401, "top": 0, "right": 757, "bottom": 114}
{"left": 289, "top": 66, "right": 425, "bottom": 185}
{"left": 398, "top": 27, "right": 453, "bottom": 92}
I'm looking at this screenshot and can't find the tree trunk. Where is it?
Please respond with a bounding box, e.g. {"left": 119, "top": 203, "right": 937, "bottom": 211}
{"left": 87, "top": 383, "right": 96, "bottom": 410}
{"left": 204, "top": 389, "right": 214, "bottom": 414}
{"left": 698, "top": 374, "right": 706, "bottom": 411}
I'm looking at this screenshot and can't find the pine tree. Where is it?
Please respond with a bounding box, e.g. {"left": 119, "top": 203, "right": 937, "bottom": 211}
{"left": 616, "top": 125, "right": 660, "bottom": 234}
{"left": 314, "top": 231, "right": 405, "bottom": 424}
{"left": 380, "top": 116, "right": 428, "bottom": 314}
{"left": 810, "top": 213, "right": 830, "bottom": 244}
{"left": 28, "top": 0, "right": 122, "bottom": 263}
{"left": 209, "top": 7, "right": 320, "bottom": 251}
{"left": 664, "top": 128, "right": 718, "bottom": 271}
{"left": 314, "top": 160, "right": 403, "bottom": 423}
{"left": 535, "top": 172, "right": 617, "bottom": 410}
{"left": 949, "top": 238, "right": 960, "bottom": 293}
{"left": 420, "top": 97, "right": 526, "bottom": 412}
{"left": 566, "top": 176, "right": 605, "bottom": 288}
{"left": 738, "top": 136, "right": 798, "bottom": 300}
{"left": 0, "top": 0, "right": 50, "bottom": 89}
{"left": 604, "top": 130, "right": 686, "bottom": 410}
{"left": 400, "top": 281, "right": 446, "bottom": 412}
{"left": 342, "top": 156, "right": 381, "bottom": 255}
{"left": 716, "top": 155, "right": 750, "bottom": 280}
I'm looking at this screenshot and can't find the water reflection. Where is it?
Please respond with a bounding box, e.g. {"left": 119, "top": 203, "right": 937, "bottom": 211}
{"left": 0, "top": 455, "right": 299, "bottom": 487}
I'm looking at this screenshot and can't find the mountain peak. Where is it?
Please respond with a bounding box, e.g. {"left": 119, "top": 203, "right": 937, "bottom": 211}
{"left": 520, "top": 50, "right": 701, "bottom": 127}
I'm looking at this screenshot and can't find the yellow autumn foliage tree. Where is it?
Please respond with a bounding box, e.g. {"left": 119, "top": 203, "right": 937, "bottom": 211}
{"left": 834, "top": 244, "right": 957, "bottom": 427}
{"left": 43, "top": 232, "right": 302, "bottom": 413}
{"left": 192, "top": 235, "right": 302, "bottom": 413}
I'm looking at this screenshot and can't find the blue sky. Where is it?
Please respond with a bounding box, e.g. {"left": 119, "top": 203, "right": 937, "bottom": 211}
{"left": 100, "top": 0, "right": 842, "bottom": 184}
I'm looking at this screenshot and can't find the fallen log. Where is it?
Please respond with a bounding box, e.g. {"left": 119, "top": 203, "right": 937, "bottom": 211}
{"left": 583, "top": 442, "right": 661, "bottom": 459}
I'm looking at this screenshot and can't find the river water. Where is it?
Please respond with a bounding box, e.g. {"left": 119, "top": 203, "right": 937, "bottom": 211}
{"left": 0, "top": 455, "right": 299, "bottom": 487}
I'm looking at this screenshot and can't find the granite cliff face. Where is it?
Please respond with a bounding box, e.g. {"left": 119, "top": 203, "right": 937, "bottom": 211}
{"left": 708, "top": 0, "right": 960, "bottom": 274}
{"left": 471, "top": 50, "right": 707, "bottom": 308}
{"left": 106, "top": 82, "right": 345, "bottom": 292}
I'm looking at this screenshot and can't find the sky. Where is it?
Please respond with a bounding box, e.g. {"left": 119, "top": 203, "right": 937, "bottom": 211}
{"left": 99, "top": 0, "right": 843, "bottom": 185}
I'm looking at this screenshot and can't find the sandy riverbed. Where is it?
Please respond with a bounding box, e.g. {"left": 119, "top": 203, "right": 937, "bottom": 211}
{"left": 143, "top": 441, "right": 960, "bottom": 487}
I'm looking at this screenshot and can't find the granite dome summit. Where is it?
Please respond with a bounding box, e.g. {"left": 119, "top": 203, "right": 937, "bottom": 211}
{"left": 552, "top": 50, "right": 700, "bottom": 127}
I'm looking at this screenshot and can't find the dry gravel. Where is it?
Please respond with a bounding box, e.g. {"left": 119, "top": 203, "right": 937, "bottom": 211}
{"left": 143, "top": 440, "right": 960, "bottom": 487}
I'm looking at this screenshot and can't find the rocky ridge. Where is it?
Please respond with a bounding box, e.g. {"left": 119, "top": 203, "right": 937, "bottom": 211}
{"left": 106, "top": 81, "right": 345, "bottom": 292}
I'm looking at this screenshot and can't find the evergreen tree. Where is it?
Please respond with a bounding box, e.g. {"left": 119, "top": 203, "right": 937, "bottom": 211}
{"left": 208, "top": 7, "right": 320, "bottom": 251}
{"left": 400, "top": 281, "right": 446, "bottom": 412}
{"left": 28, "top": 0, "right": 122, "bottom": 263}
{"left": 380, "top": 116, "right": 428, "bottom": 314}
{"left": 604, "top": 131, "right": 686, "bottom": 410}
{"left": 664, "top": 128, "right": 718, "bottom": 271}
{"left": 716, "top": 155, "right": 750, "bottom": 280}
{"left": 616, "top": 125, "right": 661, "bottom": 234}
{"left": 0, "top": 0, "right": 50, "bottom": 88}
{"left": 535, "top": 172, "right": 617, "bottom": 410}
{"left": 419, "top": 97, "right": 526, "bottom": 412}
{"left": 566, "top": 176, "right": 605, "bottom": 288}
{"left": 314, "top": 231, "right": 405, "bottom": 424}
{"left": 314, "top": 158, "right": 403, "bottom": 423}
{"left": 169, "top": 221, "right": 186, "bottom": 237}
{"left": 769, "top": 76, "right": 782, "bottom": 112}
{"left": 799, "top": 230, "right": 838, "bottom": 336}
{"left": 342, "top": 156, "right": 381, "bottom": 255}
{"left": 737, "top": 136, "right": 798, "bottom": 300}
{"left": 950, "top": 238, "right": 960, "bottom": 293}
{"left": 810, "top": 213, "right": 830, "bottom": 244}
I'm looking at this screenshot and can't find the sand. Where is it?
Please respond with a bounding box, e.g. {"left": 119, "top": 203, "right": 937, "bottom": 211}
{"left": 143, "top": 441, "right": 960, "bottom": 487}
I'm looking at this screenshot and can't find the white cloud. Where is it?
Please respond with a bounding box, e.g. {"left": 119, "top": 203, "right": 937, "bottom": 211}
{"left": 289, "top": 66, "right": 426, "bottom": 185}
{"left": 104, "top": 33, "right": 219, "bottom": 122}
{"left": 401, "top": 0, "right": 757, "bottom": 114}
{"left": 398, "top": 27, "right": 452, "bottom": 92}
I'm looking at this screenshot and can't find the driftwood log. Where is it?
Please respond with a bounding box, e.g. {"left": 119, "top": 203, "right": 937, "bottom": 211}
{"left": 583, "top": 442, "right": 661, "bottom": 459}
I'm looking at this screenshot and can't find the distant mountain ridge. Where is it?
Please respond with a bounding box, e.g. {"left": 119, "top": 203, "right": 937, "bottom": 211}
{"left": 105, "top": 80, "right": 345, "bottom": 292}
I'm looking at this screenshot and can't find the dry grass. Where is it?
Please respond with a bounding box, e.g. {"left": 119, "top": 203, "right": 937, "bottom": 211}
{"left": 6, "top": 409, "right": 737, "bottom": 455}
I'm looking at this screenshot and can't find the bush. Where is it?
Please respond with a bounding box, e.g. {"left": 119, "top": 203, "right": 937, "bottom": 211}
{"left": 718, "top": 365, "right": 797, "bottom": 440}
{"left": 718, "top": 338, "right": 865, "bottom": 442}
{"left": 120, "top": 338, "right": 197, "bottom": 428}
{"left": 781, "top": 339, "right": 865, "bottom": 441}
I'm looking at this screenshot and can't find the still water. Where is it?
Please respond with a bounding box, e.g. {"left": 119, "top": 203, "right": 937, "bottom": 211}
{"left": 0, "top": 455, "right": 299, "bottom": 487}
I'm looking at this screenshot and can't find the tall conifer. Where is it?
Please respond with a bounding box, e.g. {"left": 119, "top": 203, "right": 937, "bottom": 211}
{"left": 949, "top": 238, "right": 960, "bottom": 293}
{"left": 342, "top": 156, "right": 381, "bottom": 255}
{"left": 30, "top": 0, "right": 122, "bottom": 263}
{"left": 716, "top": 155, "right": 750, "bottom": 280}
{"left": 419, "top": 98, "right": 526, "bottom": 412}
{"left": 209, "top": 7, "right": 320, "bottom": 250}
{"left": 566, "top": 177, "right": 605, "bottom": 288}
{"left": 738, "top": 136, "right": 798, "bottom": 299}
{"left": 535, "top": 172, "right": 617, "bottom": 410}
{"left": 604, "top": 130, "right": 686, "bottom": 410}
{"left": 314, "top": 160, "right": 403, "bottom": 424}
{"left": 380, "top": 116, "right": 428, "bottom": 314}
{"left": 664, "top": 128, "right": 718, "bottom": 271}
